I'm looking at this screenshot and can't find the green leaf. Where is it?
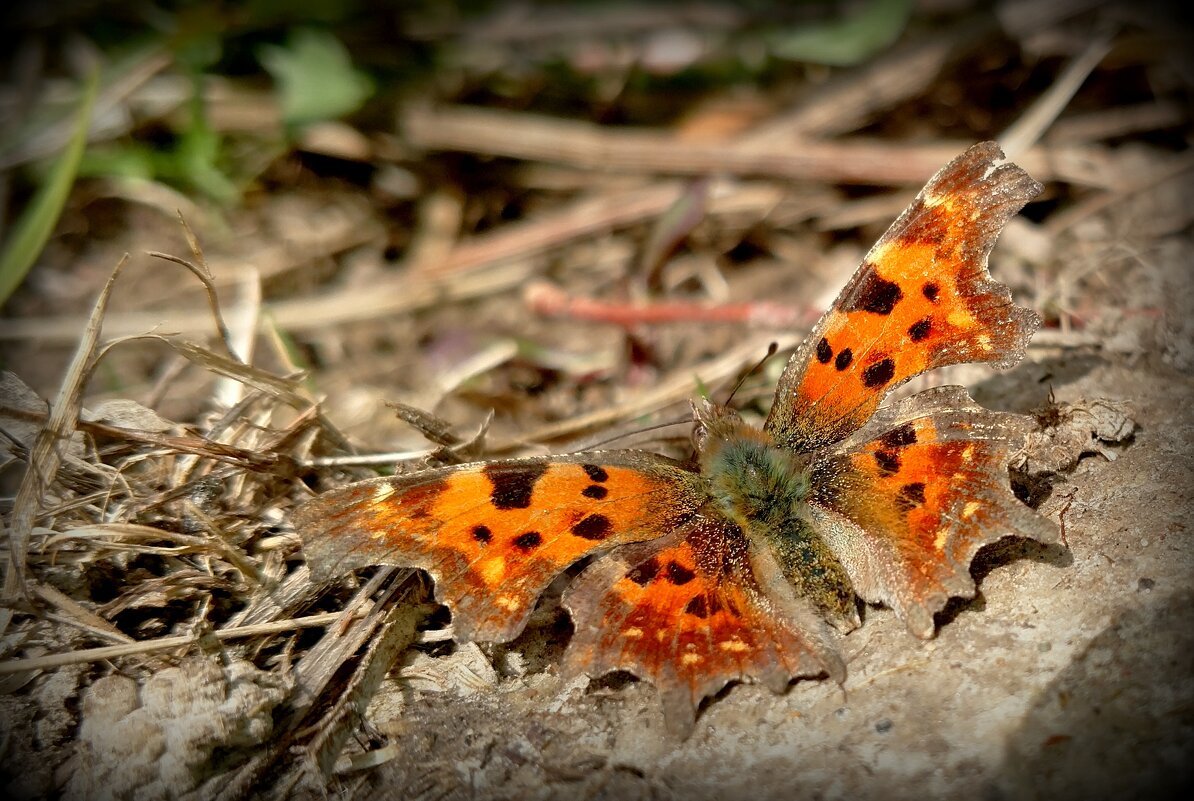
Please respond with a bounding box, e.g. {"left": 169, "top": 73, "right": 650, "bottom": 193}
{"left": 258, "top": 28, "right": 374, "bottom": 127}
{"left": 168, "top": 79, "right": 238, "bottom": 203}
{"left": 79, "top": 74, "right": 238, "bottom": 204}
{"left": 770, "top": 0, "right": 913, "bottom": 67}
{"left": 78, "top": 144, "right": 156, "bottom": 180}
{"left": 0, "top": 69, "right": 98, "bottom": 306}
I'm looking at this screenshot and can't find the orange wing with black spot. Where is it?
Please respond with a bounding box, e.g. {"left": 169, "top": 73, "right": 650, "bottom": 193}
{"left": 805, "top": 386, "right": 1062, "bottom": 638}
{"left": 292, "top": 453, "right": 707, "bottom": 642}
{"left": 766, "top": 141, "right": 1043, "bottom": 453}
{"left": 562, "top": 513, "right": 842, "bottom": 735}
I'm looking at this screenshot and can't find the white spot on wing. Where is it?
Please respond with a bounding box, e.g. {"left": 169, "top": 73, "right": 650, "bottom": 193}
{"left": 480, "top": 557, "right": 507, "bottom": 585}
{"left": 495, "top": 594, "right": 520, "bottom": 611}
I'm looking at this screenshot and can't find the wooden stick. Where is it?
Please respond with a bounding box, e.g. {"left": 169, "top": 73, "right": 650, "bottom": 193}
{"left": 402, "top": 104, "right": 1118, "bottom": 188}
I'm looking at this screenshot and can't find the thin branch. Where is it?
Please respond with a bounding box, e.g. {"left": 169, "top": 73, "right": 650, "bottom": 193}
{"left": 0, "top": 609, "right": 370, "bottom": 675}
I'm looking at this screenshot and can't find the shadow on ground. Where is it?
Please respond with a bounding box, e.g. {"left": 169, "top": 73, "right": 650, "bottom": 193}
{"left": 995, "top": 589, "right": 1194, "bottom": 800}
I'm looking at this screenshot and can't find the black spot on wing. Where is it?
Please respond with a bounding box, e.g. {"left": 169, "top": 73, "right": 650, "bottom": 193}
{"left": 900, "top": 482, "right": 926, "bottom": 506}
{"left": 880, "top": 423, "right": 918, "bottom": 449}
{"left": 627, "top": 557, "right": 660, "bottom": 586}
{"left": 572, "top": 514, "right": 612, "bottom": 541}
{"left": 666, "top": 561, "right": 696, "bottom": 585}
{"left": 874, "top": 449, "right": 901, "bottom": 476}
{"left": 513, "top": 531, "right": 542, "bottom": 551}
{"left": 582, "top": 464, "right": 609, "bottom": 482}
{"left": 684, "top": 595, "right": 709, "bottom": 618}
{"left": 834, "top": 348, "right": 853, "bottom": 371}
{"left": 922, "top": 282, "right": 940, "bottom": 303}
{"left": 486, "top": 462, "right": 547, "bottom": 510}
{"left": 582, "top": 485, "right": 608, "bottom": 500}
{"left": 908, "top": 317, "right": 932, "bottom": 342}
{"left": 471, "top": 525, "right": 492, "bottom": 544}
{"left": 862, "top": 358, "right": 896, "bottom": 388}
{"left": 816, "top": 337, "right": 833, "bottom": 364}
{"left": 845, "top": 271, "right": 903, "bottom": 315}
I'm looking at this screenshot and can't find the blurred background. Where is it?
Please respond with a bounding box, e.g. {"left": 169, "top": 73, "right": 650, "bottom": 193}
{"left": 1, "top": 0, "right": 1189, "bottom": 447}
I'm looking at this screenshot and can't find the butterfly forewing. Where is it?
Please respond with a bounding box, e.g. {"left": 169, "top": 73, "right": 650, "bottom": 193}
{"left": 293, "top": 452, "right": 706, "bottom": 642}
{"left": 765, "top": 142, "right": 1043, "bottom": 453}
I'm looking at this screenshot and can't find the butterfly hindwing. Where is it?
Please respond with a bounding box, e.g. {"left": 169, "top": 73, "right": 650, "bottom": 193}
{"left": 562, "top": 512, "right": 842, "bottom": 735}
{"left": 806, "top": 386, "right": 1062, "bottom": 638}
{"left": 293, "top": 452, "right": 706, "bottom": 642}
{"left": 766, "top": 141, "right": 1043, "bottom": 453}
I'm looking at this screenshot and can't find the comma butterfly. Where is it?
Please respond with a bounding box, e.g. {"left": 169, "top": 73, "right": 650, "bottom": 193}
{"left": 293, "top": 142, "right": 1061, "bottom": 734}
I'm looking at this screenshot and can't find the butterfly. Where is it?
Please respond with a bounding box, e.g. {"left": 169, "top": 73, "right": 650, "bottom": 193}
{"left": 292, "top": 141, "right": 1061, "bottom": 734}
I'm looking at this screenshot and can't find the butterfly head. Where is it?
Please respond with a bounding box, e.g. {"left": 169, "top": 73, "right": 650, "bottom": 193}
{"left": 690, "top": 397, "right": 746, "bottom": 455}
{"left": 690, "top": 398, "right": 812, "bottom": 530}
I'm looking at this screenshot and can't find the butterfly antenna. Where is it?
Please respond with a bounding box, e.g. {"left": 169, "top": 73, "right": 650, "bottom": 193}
{"left": 723, "top": 341, "right": 779, "bottom": 407}
{"left": 570, "top": 416, "right": 693, "bottom": 452}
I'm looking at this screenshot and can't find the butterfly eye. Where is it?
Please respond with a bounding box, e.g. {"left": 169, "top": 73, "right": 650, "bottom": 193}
{"left": 691, "top": 424, "right": 707, "bottom": 454}
{"left": 690, "top": 398, "right": 716, "bottom": 453}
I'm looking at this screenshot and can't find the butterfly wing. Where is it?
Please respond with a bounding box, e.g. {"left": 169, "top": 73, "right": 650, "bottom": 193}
{"left": 562, "top": 510, "right": 843, "bottom": 735}
{"left": 765, "top": 141, "right": 1043, "bottom": 453}
{"left": 293, "top": 452, "right": 707, "bottom": 643}
{"left": 806, "top": 386, "right": 1062, "bottom": 638}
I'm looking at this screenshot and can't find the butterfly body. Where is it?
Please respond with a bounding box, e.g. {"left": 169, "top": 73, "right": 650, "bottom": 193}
{"left": 294, "top": 142, "right": 1062, "bottom": 733}
{"left": 694, "top": 400, "right": 858, "bottom": 631}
